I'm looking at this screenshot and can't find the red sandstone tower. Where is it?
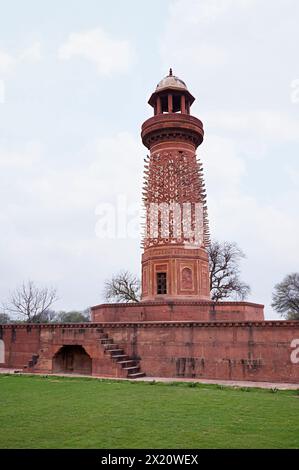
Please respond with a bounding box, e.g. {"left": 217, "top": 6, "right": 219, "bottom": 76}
{"left": 141, "top": 69, "right": 210, "bottom": 301}
{"left": 92, "top": 70, "right": 264, "bottom": 325}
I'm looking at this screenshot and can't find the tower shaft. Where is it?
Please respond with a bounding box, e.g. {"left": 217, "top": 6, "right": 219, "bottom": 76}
{"left": 141, "top": 72, "right": 210, "bottom": 301}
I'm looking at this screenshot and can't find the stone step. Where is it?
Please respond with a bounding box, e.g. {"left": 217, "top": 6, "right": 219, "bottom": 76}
{"left": 109, "top": 349, "right": 124, "bottom": 355}
{"left": 128, "top": 372, "right": 146, "bottom": 379}
{"left": 99, "top": 332, "right": 145, "bottom": 378}
{"left": 117, "top": 360, "right": 137, "bottom": 366}
{"left": 104, "top": 344, "right": 118, "bottom": 350}
{"left": 101, "top": 339, "right": 113, "bottom": 344}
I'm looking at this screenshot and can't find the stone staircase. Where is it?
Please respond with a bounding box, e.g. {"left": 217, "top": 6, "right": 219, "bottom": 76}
{"left": 99, "top": 330, "right": 145, "bottom": 379}
{"left": 23, "top": 353, "right": 39, "bottom": 372}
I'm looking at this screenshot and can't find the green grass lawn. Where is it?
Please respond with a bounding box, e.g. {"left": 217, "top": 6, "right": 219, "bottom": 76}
{"left": 0, "top": 374, "right": 299, "bottom": 449}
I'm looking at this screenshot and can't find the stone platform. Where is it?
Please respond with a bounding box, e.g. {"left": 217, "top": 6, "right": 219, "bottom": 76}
{"left": 91, "top": 300, "right": 264, "bottom": 322}
{"left": 1, "top": 318, "right": 299, "bottom": 384}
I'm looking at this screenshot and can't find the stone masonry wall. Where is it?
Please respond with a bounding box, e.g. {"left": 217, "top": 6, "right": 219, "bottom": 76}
{"left": 91, "top": 301, "right": 264, "bottom": 323}
{"left": 1, "top": 321, "right": 299, "bottom": 383}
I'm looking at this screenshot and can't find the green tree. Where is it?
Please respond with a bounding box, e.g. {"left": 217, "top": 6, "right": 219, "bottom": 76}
{"left": 0, "top": 313, "right": 11, "bottom": 324}
{"left": 56, "top": 310, "right": 90, "bottom": 323}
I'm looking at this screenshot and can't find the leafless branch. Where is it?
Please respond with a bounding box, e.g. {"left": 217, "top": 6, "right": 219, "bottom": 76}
{"left": 5, "top": 280, "right": 58, "bottom": 322}
{"left": 103, "top": 271, "right": 141, "bottom": 303}
{"left": 208, "top": 240, "right": 250, "bottom": 302}
{"left": 272, "top": 273, "right": 299, "bottom": 319}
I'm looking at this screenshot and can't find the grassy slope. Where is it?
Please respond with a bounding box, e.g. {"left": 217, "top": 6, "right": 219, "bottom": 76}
{"left": 0, "top": 375, "right": 299, "bottom": 449}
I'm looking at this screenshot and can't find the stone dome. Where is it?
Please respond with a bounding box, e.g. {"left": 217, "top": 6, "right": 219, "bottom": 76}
{"left": 148, "top": 69, "right": 195, "bottom": 108}
{"left": 156, "top": 69, "right": 188, "bottom": 92}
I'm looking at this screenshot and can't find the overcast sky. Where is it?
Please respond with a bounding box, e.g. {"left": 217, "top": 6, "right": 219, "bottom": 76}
{"left": 0, "top": 0, "right": 298, "bottom": 319}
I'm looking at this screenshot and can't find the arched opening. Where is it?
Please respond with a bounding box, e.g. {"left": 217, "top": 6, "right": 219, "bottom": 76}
{"left": 0, "top": 339, "right": 4, "bottom": 364}
{"left": 157, "top": 272, "right": 167, "bottom": 294}
{"left": 52, "top": 345, "right": 92, "bottom": 375}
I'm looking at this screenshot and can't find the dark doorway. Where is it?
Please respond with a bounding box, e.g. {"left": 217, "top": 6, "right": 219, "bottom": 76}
{"left": 52, "top": 345, "right": 92, "bottom": 375}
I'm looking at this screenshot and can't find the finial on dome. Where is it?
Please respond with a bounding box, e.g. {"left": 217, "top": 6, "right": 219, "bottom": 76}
{"left": 169, "top": 68, "right": 173, "bottom": 76}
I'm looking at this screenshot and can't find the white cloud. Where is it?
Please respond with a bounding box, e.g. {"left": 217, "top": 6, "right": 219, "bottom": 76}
{"left": 209, "top": 190, "right": 299, "bottom": 318}
{"left": 0, "top": 133, "right": 142, "bottom": 229}
{"left": 201, "top": 134, "right": 246, "bottom": 196}
{"left": 161, "top": 0, "right": 299, "bottom": 114}
{"left": 161, "top": 0, "right": 256, "bottom": 70}
{"left": 0, "top": 141, "right": 41, "bottom": 168}
{"left": 19, "top": 42, "right": 42, "bottom": 63}
{"left": 205, "top": 110, "right": 299, "bottom": 142}
{"left": 285, "top": 165, "right": 299, "bottom": 185}
{"left": 0, "top": 49, "right": 16, "bottom": 75}
{"left": 176, "top": 44, "right": 228, "bottom": 68}
{"left": 0, "top": 42, "right": 42, "bottom": 76}
{"left": 32, "top": 132, "right": 143, "bottom": 211}
{"left": 0, "top": 133, "right": 143, "bottom": 309}
{"left": 193, "top": 110, "right": 299, "bottom": 319}
{"left": 159, "top": 0, "right": 299, "bottom": 317}
{"left": 58, "top": 28, "right": 134, "bottom": 76}
{"left": 168, "top": 0, "right": 254, "bottom": 27}
{"left": 202, "top": 133, "right": 299, "bottom": 318}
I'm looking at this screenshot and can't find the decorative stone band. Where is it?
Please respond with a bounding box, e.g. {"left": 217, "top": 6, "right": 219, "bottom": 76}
{"left": 1, "top": 320, "right": 298, "bottom": 329}
{"left": 90, "top": 300, "right": 264, "bottom": 309}
{"left": 142, "top": 247, "right": 210, "bottom": 262}
{"left": 141, "top": 114, "right": 204, "bottom": 149}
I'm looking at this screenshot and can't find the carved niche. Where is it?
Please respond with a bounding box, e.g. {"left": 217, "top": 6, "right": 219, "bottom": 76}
{"left": 181, "top": 267, "right": 193, "bottom": 290}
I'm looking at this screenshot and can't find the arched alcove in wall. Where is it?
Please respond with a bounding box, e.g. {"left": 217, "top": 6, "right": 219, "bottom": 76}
{"left": 0, "top": 339, "right": 4, "bottom": 364}
{"left": 52, "top": 345, "right": 92, "bottom": 375}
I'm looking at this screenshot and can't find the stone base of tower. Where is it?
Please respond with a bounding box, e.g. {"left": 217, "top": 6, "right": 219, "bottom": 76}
{"left": 3, "top": 313, "right": 299, "bottom": 385}
{"left": 91, "top": 300, "right": 264, "bottom": 323}
{"left": 141, "top": 246, "right": 210, "bottom": 301}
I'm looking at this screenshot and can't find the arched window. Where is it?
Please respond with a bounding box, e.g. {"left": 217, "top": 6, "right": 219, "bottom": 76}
{"left": 157, "top": 272, "right": 167, "bottom": 294}
{"left": 0, "top": 339, "right": 5, "bottom": 364}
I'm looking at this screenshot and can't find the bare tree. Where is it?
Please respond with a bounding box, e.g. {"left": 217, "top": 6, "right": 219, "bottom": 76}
{"left": 208, "top": 240, "right": 250, "bottom": 302}
{"left": 103, "top": 271, "right": 141, "bottom": 303}
{"left": 5, "top": 280, "right": 58, "bottom": 323}
{"left": 271, "top": 273, "right": 299, "bottom": 320}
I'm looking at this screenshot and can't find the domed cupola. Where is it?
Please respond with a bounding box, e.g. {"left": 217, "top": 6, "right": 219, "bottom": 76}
{"left": 148, "top": 68, "right": 195, "bottom": 114}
